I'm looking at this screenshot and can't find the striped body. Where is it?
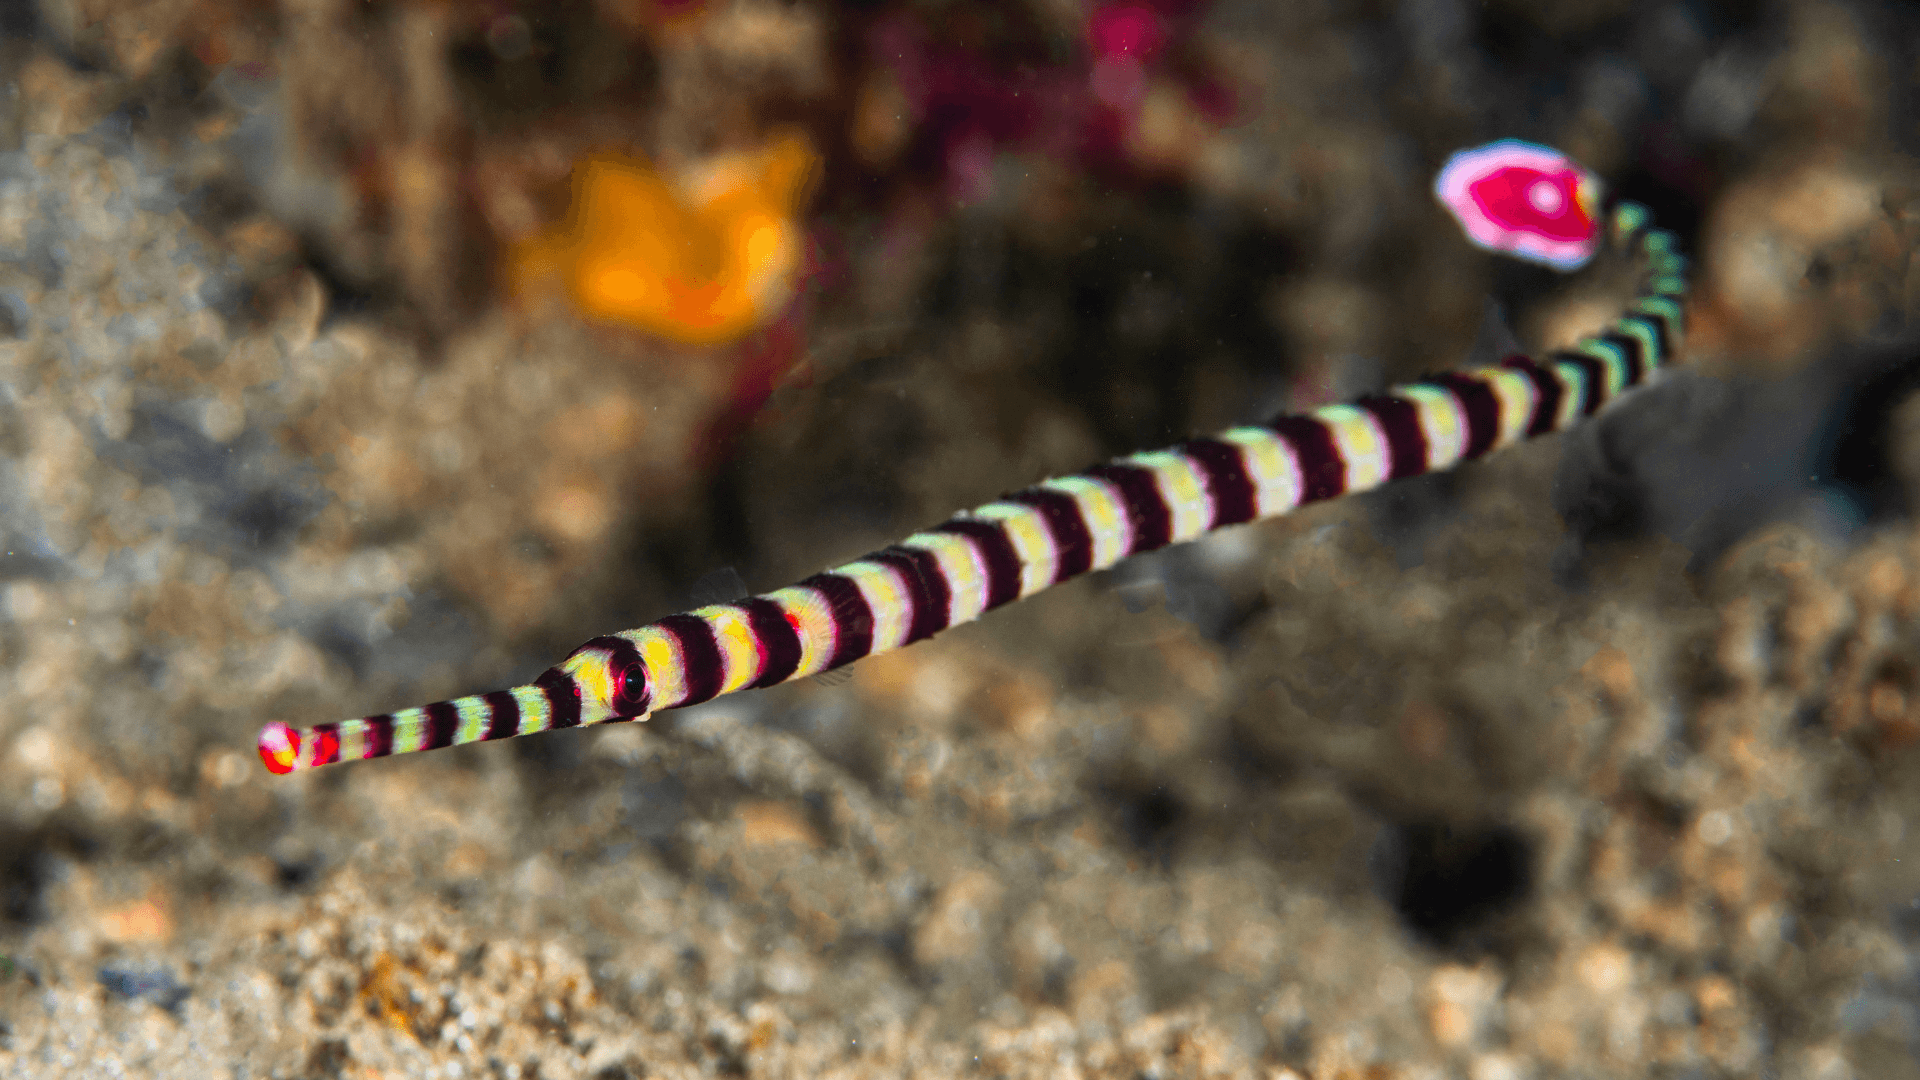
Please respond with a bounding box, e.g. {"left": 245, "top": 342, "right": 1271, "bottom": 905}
{"left": 257, "top": 193, "right": 1688, "bottom": 774}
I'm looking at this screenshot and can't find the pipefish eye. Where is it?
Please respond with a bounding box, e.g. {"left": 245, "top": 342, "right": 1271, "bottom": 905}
{"left": 564, "top": 635, "right": 650, "bottom": 716}
{"left": 611, "top": 655, "right": 649, "bottom": 715}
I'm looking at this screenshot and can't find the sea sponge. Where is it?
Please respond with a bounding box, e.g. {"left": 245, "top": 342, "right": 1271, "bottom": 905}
{"left": 513, "top": 133, "right": 816, "bottom": 344}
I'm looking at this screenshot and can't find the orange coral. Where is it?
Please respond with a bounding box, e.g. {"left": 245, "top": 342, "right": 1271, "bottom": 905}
{"left": 512, "top": 133, "right": 816, "bottom": 344}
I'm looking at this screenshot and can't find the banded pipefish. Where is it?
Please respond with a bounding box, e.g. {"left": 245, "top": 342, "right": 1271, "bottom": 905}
{"left": 257, "top": 139, "right": 1690, "bottom": 774}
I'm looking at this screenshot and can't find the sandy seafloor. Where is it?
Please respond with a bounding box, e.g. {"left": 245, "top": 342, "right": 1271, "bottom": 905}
{"left": 4, "top": 1, "right": 1920, "bottom": 1077}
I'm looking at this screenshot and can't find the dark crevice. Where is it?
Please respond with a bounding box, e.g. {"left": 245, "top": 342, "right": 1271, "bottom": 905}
{"left": 1375, "top": 819, "right": 1533, "bottom": 948}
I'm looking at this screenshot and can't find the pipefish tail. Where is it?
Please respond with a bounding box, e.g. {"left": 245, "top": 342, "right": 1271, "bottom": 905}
{"left": 258, "top": 142, "right": 1688, "bottom": 774}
